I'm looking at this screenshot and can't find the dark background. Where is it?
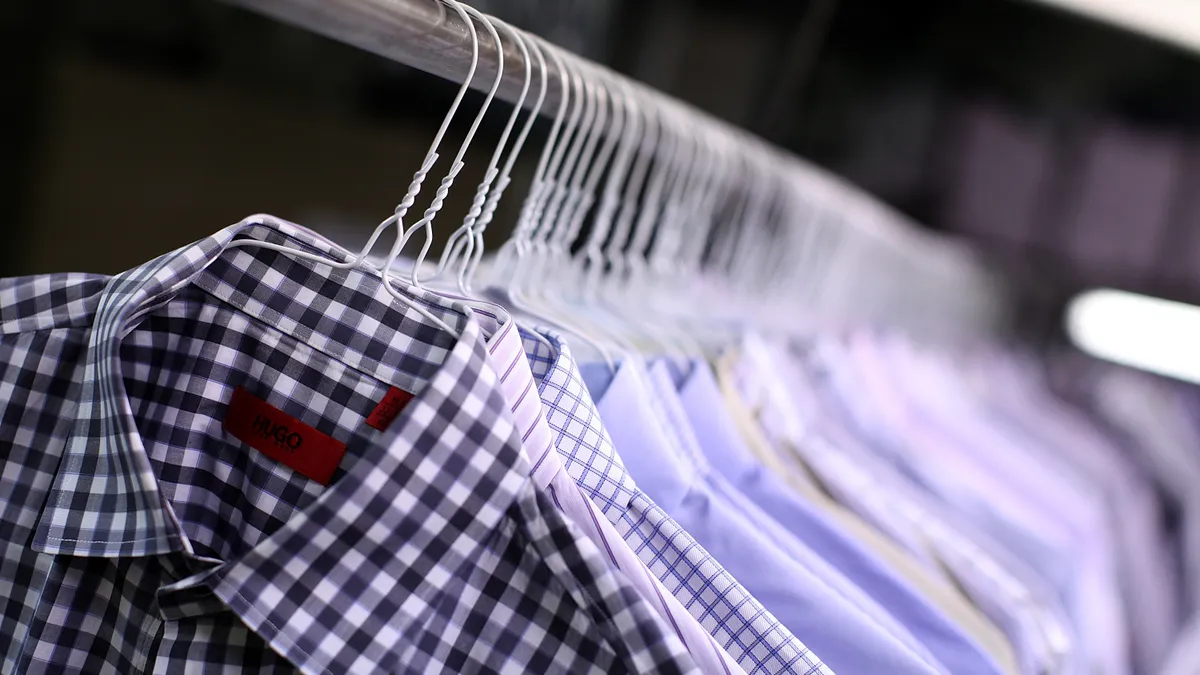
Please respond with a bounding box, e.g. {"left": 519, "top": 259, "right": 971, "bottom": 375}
{"left": 6, "top": 0, "right": 1200, "bottom": 335}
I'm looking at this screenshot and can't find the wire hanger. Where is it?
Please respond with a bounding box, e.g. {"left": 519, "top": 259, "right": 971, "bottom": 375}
{"left": 584, "top": 89, "right": 698, "bottom": 360}
{"left": 380, "top": 0, "right": 506, "bottom": 292}
{"left": 460, "top": 27, "right": 548, "bottom": 293}
{"left": 420, "top": 13, "right": 534, "bottom": 293}
{"left": 222, "top": 0, "right": 485, "bottom": 338}
{"left": 480, "top": 39, "right": 621, "bottom": 370}
{"left": 397, "top": 18, "right": 561, "bottom": 358}
{"left": 609, "top": 98, "right": 696, "bottom": 355}
{"left": 490, "top": 31, "right": 572, "bottom": 288}
{"left": 521, "top": 55, "right": 598, "bottom": 308}
{"left": 503, "top": 40, "right": 583, "bottom": 302}
{"left": 579, "top": 79, "right": 643, "bottom": 305}
{"left": 531, "top": 63, "right": 624, "bottom": 323}
{"left": 517, "top": 57, "right": 658, "bottom": 368}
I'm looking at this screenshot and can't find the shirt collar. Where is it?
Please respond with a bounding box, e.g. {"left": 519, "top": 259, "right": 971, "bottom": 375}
{"left": 199, "top": 313, "right": 528, "bottom": 675}
{"left": 589, "top": 357, "right": 694, "bottom": 512}
{"left": 519, "top": 329, "right": 636, "bottom": 522}
{"left": 486, "top": 322, "right": 561, "bottom": 486}
{"left": 677, "top": 359, "right": 759, "bottom": 478}
{"left": 646, "top": 360, "right": 712, "bottom": 475}
{"left": 33, "top": 215, "right": 475, "bottom": 558}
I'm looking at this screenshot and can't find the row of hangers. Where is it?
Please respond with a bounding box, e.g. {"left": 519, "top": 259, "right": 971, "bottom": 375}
{"left": 233, "top": 0, "right": 1011, "bottom": 369}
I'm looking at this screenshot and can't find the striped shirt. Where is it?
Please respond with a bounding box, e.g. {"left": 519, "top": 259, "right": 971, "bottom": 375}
{"left": 483, "top": 324, "right": 746, "bottom": 675}
{"left": 521, "top": 329, "right": 833, "bottom": 675}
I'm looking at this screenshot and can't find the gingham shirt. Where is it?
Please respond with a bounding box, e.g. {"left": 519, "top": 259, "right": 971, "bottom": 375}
{"left": 0, "top": 215, "right": 698, "bottom": 675}
{"left": 519, "top": 329, "right": 832, "bottom": 675}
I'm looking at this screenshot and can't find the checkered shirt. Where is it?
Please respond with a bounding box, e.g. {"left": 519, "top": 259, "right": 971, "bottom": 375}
{"left": 0, "top": 215, "right": 698, "bottom": 675}
{"left": 519, "top": 329, "right": 833, "bottom": 675}
{"left": 494, "top": 327, "right": 746, "bottom": 675}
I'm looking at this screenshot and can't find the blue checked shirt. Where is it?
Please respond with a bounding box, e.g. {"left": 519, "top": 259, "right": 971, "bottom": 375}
{"left": 0, "top": 215, "right": 699, "bottom": 675}
{"left": 631, "top": 359, "right": 945, "bottom": 675}
{"left": 521, "top": 329, "right": 832, "bottom": 675}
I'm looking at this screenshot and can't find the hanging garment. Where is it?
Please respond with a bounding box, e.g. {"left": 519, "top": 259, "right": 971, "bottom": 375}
{"left": 679, "top": 358, "right": 1010, "bottom": 675}
{"left": 838, "top": 336, "right": 1128, "bottom": 675}
{"left": 734, "top": 339, "right": 1073, "bottom": 675}
{"left": 1089, "top": 368, "right": 1200, "bottom": 617}
{"left": 486, "top": 321, "right": 747, "bottom": 675}
{"left": 526, "top": 331, "right": 833, "bottom": 675}
{"left": 985, "top": 359, "right": 1182, "bottom": 674}
{"left": 711, "top": 353, "right": 1021, "bottom": 675}
{"left": 582, "top": 357, "right": 945, "bottom": 675}
{"left": 644, "top": 360, "right": 956, "bottom": 673}
{"left": 1161, "top": 614, "right": 1200, "bottom": 675}
{"left": 0, "top": 217, "right": 699, "bottom": 675}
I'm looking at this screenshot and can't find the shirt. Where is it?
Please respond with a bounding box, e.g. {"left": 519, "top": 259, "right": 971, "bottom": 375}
{"left": 947, "top": 353, "right": 1133, "bottom": 675}
{"left": 986, "top": 359, "right": 1180, "bottom": 674}
{"left": 382, "top": 272, "right": 740, "bottom": 674}
{"left": 0, "top": 215, "right": 698, "bottom": 675}
{"left": 588, "top": 358, "right": 944, "bottom": 675}
{"left": 1160, "top": 614, "right": 1200, "bottom": 675}
{"left": 678, "top": 358, "right": 1007, "bottom": 675}
{"left": 740, "top": 337, "right": 1072, "bottom": 675}
{"left": 491, "top": 324, "right": 745, "bottom": 675}
{"left": 541, "top": 342, "right": 831, "bottom": 675}
{"left": 850, "top": 336, "right": 1123, "bottom": 674}
{"left": 1088, "top": 367, "right": 1200, "bottom": 615}
{"left": 801, "top": 342, "right": 1080, "bottom": 661}
{"left": 646, "top": 360, "right": 954, "bottom": 674}
{"left": 712, "top": 353, "right": 1021, "bottom": 675}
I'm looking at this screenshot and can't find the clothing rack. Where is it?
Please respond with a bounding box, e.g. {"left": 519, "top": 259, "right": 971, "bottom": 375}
{"left": 228, "top": 0, "right": 1014, "bottom": 339}
{"left": 229, "top": 0, "right": 568, "bottom": 113}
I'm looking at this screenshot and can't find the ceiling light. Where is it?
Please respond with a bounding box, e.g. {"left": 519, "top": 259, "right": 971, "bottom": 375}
{"left": 1066, "top": 288, "right": 1200, "bottom": 383}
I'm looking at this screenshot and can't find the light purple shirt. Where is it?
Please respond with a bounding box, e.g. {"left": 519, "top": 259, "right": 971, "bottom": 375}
{"left": 585, "top": 357, "right": 947, "bottom": 675}
{"left": 487, "top": 325, "right": 746, "bottom": 675}
{"left": 742, "top": 336, "right": 1075, "bottom": 675}
{"left": 675, "top": 358, "right": 1005, "bottom": 675}
{"left": 983, "top": 354, "right": 1181, "bottom": 674}
{"left": 854, "top": 335, "right": 1128, "bottom": 675}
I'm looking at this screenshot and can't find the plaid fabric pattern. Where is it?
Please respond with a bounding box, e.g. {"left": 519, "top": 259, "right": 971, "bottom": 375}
{"left": 0, "top": 215, "right": 698, "bottom": 675}
{"left": 521, "top": 329, "right": 832, "bottom": 675}
{"left": 506, "top": 328, "right": 747, "bottom": 675}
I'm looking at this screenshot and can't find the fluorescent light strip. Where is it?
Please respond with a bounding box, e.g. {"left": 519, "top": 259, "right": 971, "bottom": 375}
{"left": 1026, "top": 0, "right": 1200, "bottom": 55}
{"left": 1066, "top": 288, "right": 1200, "bottom": 383}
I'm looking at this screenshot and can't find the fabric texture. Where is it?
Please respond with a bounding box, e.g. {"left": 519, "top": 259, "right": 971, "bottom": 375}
{"left": 0, "top": 215, "right": 698, "bottom": 675}
{"left": 736, "top": 336, "right": 1072, "bottom": 675}
{"left": 852, "top": 336, "right": 1125, "bottom": 675}
{"left": 537, "top": 336, "right": 832, "bottom": 675}
{"left": 488, "top": 323, "right": 744, "bottom": 675}
{"left": 713, "top": 352, "right": 1020, "bottom": 675}
{"left": 687, "top": 356, "right": 1009, "bottom": 675}
{"left": 986, "top": 358, "right": 1181, "bottom": 674}
{"left": 630, "top": 359, "right": 948, "bottom": 675}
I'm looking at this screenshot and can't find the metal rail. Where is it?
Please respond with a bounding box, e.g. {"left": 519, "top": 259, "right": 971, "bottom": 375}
{"left": 229, "top": 0, "right": 570, "bottom": 111}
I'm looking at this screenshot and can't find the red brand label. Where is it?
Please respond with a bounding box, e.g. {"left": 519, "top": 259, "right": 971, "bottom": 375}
{"left": 366, "top": 386, "right": 414, "bottom": 431}
{"left": 223, "top": 387, "right": 347, "bottom": 485}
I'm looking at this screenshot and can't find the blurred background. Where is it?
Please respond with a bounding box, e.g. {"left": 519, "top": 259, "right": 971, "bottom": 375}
{"left": 7, "top": 0, "right": 1200, "bottom": 342}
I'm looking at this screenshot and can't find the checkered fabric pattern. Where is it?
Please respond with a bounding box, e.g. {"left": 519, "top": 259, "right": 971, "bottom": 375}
{"left": 504, "top": 327, "right": 748, "bottom": 675}
{"left": 521, "top": 328, "right": 833, "bottom": 675}
{"left": 0, "top": 215, "right": 698, "bottom": 675}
